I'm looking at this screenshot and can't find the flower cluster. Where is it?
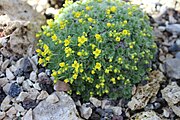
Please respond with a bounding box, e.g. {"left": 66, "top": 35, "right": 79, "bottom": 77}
{"left": 36, "top": 0, "right": 157, "bottom": 101}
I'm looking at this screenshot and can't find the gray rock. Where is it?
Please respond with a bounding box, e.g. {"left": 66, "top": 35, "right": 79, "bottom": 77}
{"left": 29, "top": 71, "right": 37, "bottom": 82}
{"left": 33, "top": 92, "right": 82, "bottom": 120}
{"left": 16, "top": 76, "right": 25, "bottom": 84}
{"left": 0, "top": 112, "right": 5, "bottom": 120}
{"left": 166, "top": 24, "right": 180, "bottom": 35}
{"left": 130, "top": 111, "right": 162, "bottom": 120}
{"left": 6, "top": 107, "right": 17, "bottom": 118}
{"left": 37, "top": 90, "right": 49, "bottom": 100}
{"left": 46, "top": 93, "right": 59, "bottom": 104}
{"left": 89, "top": 97, "right": 101, "bottom": 107}
{"left": 80, "top": 104, "right": 92, "bottom": 119}
{"left": 16, "top": 92, "right": 29, "bottom": 102}
{"left": 0, "top": 77, "right": 8, "bottom": 87}
{"left": 175, "top": 52, "right": 180, "bottom": 59}
{"left": 109, "top": 106, "right": 122, "bottom": 116}
{"left": 1, "top": 59, "right": 10, "bottom": 71}
{"left": 164, "top": 58, "right": 180, "bottom": 79}
{"left": 163, "top": 108, "right": 170, "bottom": 118}
{"left": 168, "top": 40, "right": 180, "bottom": 52}
{"left": 6, "top": 68, "right": 15, "bottom": 80}
{"left": 3, "top": 83, "right": 12, "bottom": 94}
{"left": 14, "top": 103, "right": 25, "bottom": 112}
{"left": 27, "top": 88, "right": 39, "bottom": 100}
{"left": 22, "top": 109, "right": 32, "bottom": 120}
{"left": 161, "top": 82, "right": 180, "bottom": 117}
{"left": 8, "top": 83, "right": 21, "bottom": 97}
{"left": 0, "top": 95, "right": 12, "bottom": 111}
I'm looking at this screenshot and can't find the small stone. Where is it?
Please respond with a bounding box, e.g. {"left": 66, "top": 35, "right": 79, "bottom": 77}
{"left": 23, "top": 109, "right": 33, "bottom": 120}
{"left": 3, "top": 83, "right": 12, "bottom": 94}
{"left": 101, "top": 99, "right": 111, "bottom": 109}
{"left": 90, "top": 97, "right": 101, "bottom": 107}
{"left": 158, "top": 26, "right": 166, "bottom": 31}
{"left": 33, "top": 83, "right": 41, "bottom": 90}
{"left": 27, "top": 88, "right": 40, "bottom": 100}
{"left": 9, "top": 65, "right": 17, "bottom": 73}
{"left": 0, "top": 77, "right": 8, "bottom": 87}
{"left": 131, "top": 111, "right": 161, "bottom": 120}
{"left": 110, "top": 106, "right": 122, "bottom": 116}
{"left": 1, "top": 95, "right": 12, "bottom": 111}
{"left": 22, "top": 80, "right": 31, "bottom": 91}
{"left": 29, "top": 71, "right": 37, "bottom": 82}
{"left": 159, "top": 55, "right": 166, "bottom": 62}
{"left": 31, "top": 55, "right": 38, "bottom": 65}
{"left": 175, "top": 52, "right": 180, "bottom": 59}
{"left": 23, "top": 57, "right": 33, "bottom": 73}
{"left": 153, "top": 102, "right": 161, "bottom": 110}
{"left": 75, "top": 100, "right": 81, "bottom": 107}
{"left": 14, "top": 68, "right": 24, "bottom": 77}
{"left": 14, "top": 103, "right": 25, "bottom": 112}
{"left": 6, "top": 107, "right": 17, "bottom": 118}
{"left": 169, "top": 39, "right": 180, "bottom": 52}
{"left": 45, "top": 69, "right": 51, "bottom": 76}
{"left": 37, "top": 90, "right": 49, "bottom": 100}
{"left": 166, "top": 24, "right": 180, "bottom": 35}
{"left": 22, "top": 99, "right": 37, "bottom": 110}
{"left": 16, "top": 92, "right": 29, "bottom": 102}
{"left": 164, "top": 58, "right": 180, "bottom": 79}
{"left": 46, "top": 93, "right": 59, "bottom": 104}
{"left": 27, "top": 79, "right": 34, "bottom": 86}
{"left": 1, "top": 59, "right": 10, "bottom": 71}
{"left": 0, "top": 112, "right": 5, "bottom": 119}
{"left": 163, "top": 108, "right": 170, "bottom": 118}
{"left": 8, "top": 83, "right": 21, "bottom": 97}
{"left": 80, "top": 104, "right": 92, "bottom": 119}
{"left": 16, "top": 76, "right": 25, "bottom": 84}
{"left": 6, "top": 68, "right": 15, "bottom": 80}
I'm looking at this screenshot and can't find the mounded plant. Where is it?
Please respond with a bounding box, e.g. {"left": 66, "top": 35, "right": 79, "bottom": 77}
{"left": 36, "top": 0, "right": 157, "bottom": 100}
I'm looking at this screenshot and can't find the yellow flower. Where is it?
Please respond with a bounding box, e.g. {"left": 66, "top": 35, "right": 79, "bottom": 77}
{"left": 51, "top": 34, "right": 57, "bottom": 41}
{"left": 95, "top": 62, "right": 101, "bottom": 71}
{"left": 107, "top": 23, "right": 111, "bottom": 27}
{"left": 45, "top": 56, "right": 51, "bottom": 61}
{"left": 118, "top": 57, "right": 123, "bottom": 64}
{"left": 88, "top": 17, "right": 93, "bottom": 23}
{"left": 51, "top": 71, "right": 57, "bottom": 77}
{"left": 91, "top": 70, "right": 95, "bottom": 74}
{"left": 122, "top": 30, "right": 128, "bottom": 35}
{"left": 59, "top": 62, "right": 65, "bottom": 67}
{"left": 95, "top": 84, "right": 100, "bottom": 89}
{"left": 78, "top": 19, "right": 83, "bottom": 23}
{"left": 95, "top": 34, "right": 102, "bottom": 42}
{"left": 72, "top": 60, "right": 79, "bottom": 72}
{"left": 105, "top": 89, "right": 109, "bottom": 93}
{"left": 111, "top": 78, "right": 116, "bottom": 84}
{"left": 106, "top": 9, "right": 110, "bottom": 15}
{"left": 64, "top": 39, "right": 70, "bottom": 46}
{"left": 78, "top": 35, "right": 88, "bottom": 46}
{"left": 64, "top": 47, "right": 74, "bottom": 57}
{"left": 38, "top": 58, "right": 44, "bottom": 64}
{"left": 36, "top": 49, "right": 41, "bottom": 53}
{"left": 64, "top": 79, "right": 69, "bottom": 83}
{"left": 90, "top": 44, "right": 96, "bottom": 49}
{"left": 74, "top": 11, "right": 81, "bottom": 18}
{"left": 86, "top": 6, "right": 91, "bottom": 11}
{"left": 110, "top": 6, "right": 117, "bottom": 13}
{"left": 115, "top": 37, "right": 121, "bottom": 42}
{"left": 73, "top": 73, "right": 78, "bottom": 79}
{"left": 93, "top": 48, "right": 101, "bottom": 58}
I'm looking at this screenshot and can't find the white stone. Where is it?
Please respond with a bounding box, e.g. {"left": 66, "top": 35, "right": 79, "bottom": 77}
{"left": 27, "top": 88, "right": 39, "bottom": 100}
{"left": 79, "top": 104, "right": 92, "bottom": 119}
{"left": 31, "top": 55, "right": 38, "bottom": 65}
{"left": 3, "top": 82, "right": 11, "bottom": 94}
{"left": 27, "top": 79, "right": 34, "bottom": 86}
{"left": 23, "top": 109, "right": 33, "bottom": 120}
{"left": 37, "top": 90, "right": 49, "bottom": 100}
{"left": 6, "top": 68, "right": 15, "bottom": 80}
{"left": 101, "top": 99, "right": 111, "bottom": 109}
{"left": 1, "top": 59, "right": 10, "bottom": 71}
{"left": 89, "top": 97, "right": 101, "bottom": 107}
{"left": 6, "top": 107, "right": 17, "bottom": 118}
{"left": 0, "top": 77, "right": 8, "bottom": 87}
{"left": 16, "top": 76, "right": 25, "bottom": 84}
{"left": 22, "top": 80, "right": 31, "bottom": 91}
{"left": 110, "top": 106, "right": 122, "bottom": 116}
{"left": 9, "top": 65, "right": 17, "bottom": 73}
{"left": 46, "top": 93, "right": 59, "bottom": 104}
{"left": 29, "top": 71, "right": 37, "bottom": 82}
{"left": 14, "top": 103, "right": 25, "bottom": 112}
{"left": 33, "top": 83, "right": 41, "bottom": 90}
{"left": 131, "top": 111, "right": 161, "bottom": 120}
{"left": 33, "top": 92, "right": 82, "bottom": 120}
{"left": 0, "top": 112, "right": 5, "bottom": 119}
{"left": 16, "top": 92, "right": 29, "bottom": 102}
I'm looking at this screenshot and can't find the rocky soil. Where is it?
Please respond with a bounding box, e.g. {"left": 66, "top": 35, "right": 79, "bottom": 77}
{"left": 0, "top": 0, "right": 180, "bottom": 120}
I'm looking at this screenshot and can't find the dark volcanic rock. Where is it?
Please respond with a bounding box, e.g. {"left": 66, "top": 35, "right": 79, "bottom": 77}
{"left": 23, "top": 57, "right": 33, "bottom": 73}
{"left": 8, "top": 83, "right": 21, "bottom": 97}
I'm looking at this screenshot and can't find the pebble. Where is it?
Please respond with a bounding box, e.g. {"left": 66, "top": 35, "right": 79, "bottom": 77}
{"left": 158, "top": 26, "right": 166, "bottom": 31}
{"left": 1, "top": 59, "right": 10, "bottom": 71}
{"left": 101, "top": 99, "right": 111, "bottom": 109}
{"left": 110, "top": 106, "right": 122, "bottom": 116}
{"left": 23, "top": 57, "right": 33, "bottom": 73}
{"left": 163, "top": 107, "right": 170, "bottom": 118}
{"left": 14, "top": 103, "right": 25, "bottom": 112}
{"left": 6, "top": 68, "right": 15, "bottom": 80}
{"left": 90, "top": 97, "right": 101, "bottom": 107}
{"left": 22, "top": 80, "right": 31, "bottom": 91}
{"left": 3, "top": 82, "right": 12, "bottom": 94}
{"left": 9, "top": 65, "right": 17, "bottom": 73}
{"left": 27, "top": 88, "right": 40, "bottom": 100}
{"left": 8, "top": 83, "right": 21, "bottom": 97}
{"left": 166, "top": 24, "right": 180, "bottom": 35}
{"left": 33, "top": 83, "right": 41, "bottom": 90}
{"left": 16, "top": 92, "right": 29, "bottom": 102}
{"left": 80, "top": 104, "right": 92, "bottom": 119}
{"left": 27, "top": 79, "right": 34, "bottom": 86}
{"left": 1, "top": 95, "right": 12, "bottom": 111}
{"left": 22, "top": 109, "right": 33, "bottom": 120}
{"left": 46, "top": 93, "right": 59, "bottom": 104}
{"left": 31, "top": 55, "right": 38, "bottom": 65}
{"left": 6, "top": 107, "right": 17, "bottom": 118}
{"left": 0, "top": 112, "right": 5, "bottom": 119}
{"left": 22, "top": 99, "right": 37, "bottom": 110}
{"left": 169, "top": 39, "right": 180, "bottom": 52}
{"left": 14, "top": 68, "right": 24, "bottom": 77}
{"left": 37, "top": 90, "right": 49, "bottom": 100}
{"left": 0, "top": 77, "right": 8, "bottom": 87}
{"left": 29, "top": 71, "right": 37, "bottom": 82}
{"left": 153, "top": 102, "right": 161, "bottom": 110}
{"left": 16, "top": 76, "right": 25, "bottom": 84}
